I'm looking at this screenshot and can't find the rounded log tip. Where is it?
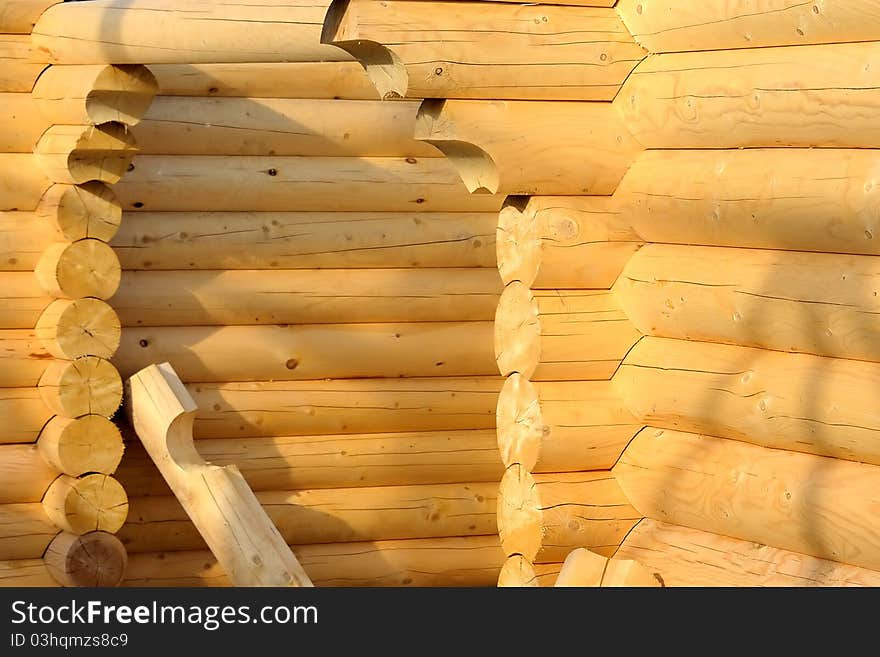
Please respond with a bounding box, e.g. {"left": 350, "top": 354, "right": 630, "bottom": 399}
{"left": 45, "top": 531, "right": 128, "bottom": 587}
{"left": 494, "top": 281, "right": 540, "bottom": 378}
{"left": 38, "top": 415, "right": 124, "bottom": 476}
{"left": 497, "top": 200, "right": 540, "bottom": 287}
{"left": 37, "top": 182, "right": 122, "bottom": 242}
{"left": 34, "top": 238, "right": 122, "bottom": 300}
{"left": 497, "top": 554, "right": 540, "bottom": 587}
{"left": 36, "top": 298, "right": 122, "bottom": 360}
{"left": 38, "top": 356, "right": 124, "bottom": 419}
{"left": 36, "top": 122, "right": 138, "bottom": 185}
{"left": 496, "top": 373, "right": 542, "bottom": 471}
{"left": 43, "top": 474, "right": 129, "bottom": 535}
{"left": 498, "top": 463, "right": 542, "bottom": 560}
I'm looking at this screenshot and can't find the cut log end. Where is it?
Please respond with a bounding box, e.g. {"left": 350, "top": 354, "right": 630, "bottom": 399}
{"left": 497, "top": 554, "right": 540, "bottom": 587}
{"left": 35, "top": 123, "right": 138, "bottom": 185}
{"left": 497, "top": 202, "right": 540, "bottom": 287}
{"left": 43, "top": 474, "right": 129, "bottom": 535}
{"left": 37, "top": 182, "right": 122, "bottom": 242}
{"left": 35, "top": 298, "right": 122, "bottom": 360}
{"left": 496, "top": 373, "right": 543, "bottom": 471}
{"left": 494, "top": 281, "right": 540, "bottom": 378}
{"left": 38, "top": 415, "right": 124, "bottom": 476}
{"left": 498, "top": 464, "right": 542, "bottom": 560}
{"left": 44, "top": 531, "right": 127, "bottom": 587}
{"left": 34, "top": 238, "right": 121, "bottom": 299}
{"left": 38, "top": 356, "right": 124, "bottom": 418}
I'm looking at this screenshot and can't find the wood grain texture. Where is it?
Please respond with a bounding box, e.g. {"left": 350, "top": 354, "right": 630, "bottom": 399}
{"left": 0, "top": 153, "right": 50, "bottom": 211}
{"left": 0, "top": 443, "right": 57, "bottom": 503}
{"left": 0, "top": 386, "right": 53, "bottom": 444}
{"left": 0, "top": 503, "right": 57, "bottom": 560}
{"left": 0, "top": 35, "right": 48, "bottom": 92}
{"left": 0, "top": 0, "right": 57, "bottom": 33}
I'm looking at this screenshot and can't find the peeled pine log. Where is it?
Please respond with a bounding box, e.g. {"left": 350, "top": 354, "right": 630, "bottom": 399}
{"left": 615, "top": 428, "right": 880, "bottom": 572}
{"left": 619, "top": 42, "right": 880, "bottom": 149}
{"left": 116, "top": 155, "right": 503, "bottom": 213}
{"left": 415, "top": 100, "right": 642, "bottom": 195}
{"left": 34, "top": 238, "right": 120, "bottom": 299}
{"left": 615, "top": 337, "right": 880, "bottom": 466}
{"left": 0, "top": 329, "right": 54, "bottom": 387}
{"left": 497, "top": 196, "right": 641, "bottom": 289}
{"left": 617, "top": 0, "right": 880, "bottom": 52}
{"left": 112, "top": 211, "right": 496, "bottom": 270}
{"left": 0, "top": 559, "right": 57, "bottom": 586}
{"left": 134, "top": 97, "right": 438, "bottom": 158}
{"left": 42, "top": 473, "right": 128, "bottom": 535}
{"left": 0, "top": 387, "right": 52, "bottom": 444}
{"left": 0, "top": 153, "right": 50, "bottom": 211}
{"left": 616, "top": 244, "right": 880, "bottom": 363}
{"left": 117, "top": 429, "right": 502, "bottom": 495}
{"left": 618, "top": 149, "right": 880, "bottom": 256}
{"left": 0, "top": 211, "right": 52, "bottom": 269}
{"left": 37, "top": 182, "right": 122, "bottom": 242}
{"left": 0, "top": 35, "right": 47, "bottom": 92}
{"left": 498, "top": 465, "right": 641, "bottom": 563}
{"left": 0, "top": 93, "right": 46, "bottom": 152}
{"left": 33, "top": 64, "right": 158, "bottom": 126}
{"left": 116, "top": 322, "right": 495, "bottom": 382}
{"left": 554, "top": 547, "right": 661, "bottom": 587}
{"left": 0, "top": 504, "right": 57, "bottom": 559}
{"left": 34, "top": 123, "right": 137, "bottom": 185}
{"left": 323, "top": 0, "right": 645, "bottom": 100}
{"left": 44, "top": 531, "right": 126, "bottom": 587}
{"left": 0, "top": 443, "right": 57, "bottom": 503}
{"left": 497, "top": 555, "right": 561, "bottom": 587}
{"left": 495, "top": 284, "right": 640, "bottom": 381}
{"left": 38, "top": 414, "right": 123, "bottom": 476}
{"left": 150, "top": 62, "right": 377, "bottom": 99}
{"left": 123, "top": 535, "right": 504, "bottom": 587}
{"left": 617, "top": 519, "right": 880, "bottom": 587}
{"left": 0, "top": 0, "right": 57, "bottom": 33}
{"left": 35, "top": 298, "right": 120, "bottom": 360}
{"left": 0, "top": 272, "right": 54, "bottom": 328}
{"left": 120, "top": 481, "right": 497, "bottom": 553}
{"left": 114, "top": 269, "right": 500, "bottom": 326}
{"left": 38, "top": 356, "right": 123, "bottom": 419}
{"left": 496, "top": 374, "right": 641, "bottom": 473}
{"left": 186, "top": 376, "right": 500, "bottom": 439}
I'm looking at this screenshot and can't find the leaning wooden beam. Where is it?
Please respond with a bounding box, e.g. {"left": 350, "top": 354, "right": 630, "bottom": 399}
{"left": 0, "top": 153, "right": 50, "bottom": 211}
{"left": 0, "top": 443, "right": 57, "bottom": 503}
{"left": 34, "top": 123, "right": 138, "bottom": 185}
{"left": 616, "top": 0, "right": 880, "bottom": 52}
{"left": 113, "top": 269, "right": 501, "bottom": 325}
{"left": 115, "top": 322, "right": 496, "bottom": 382}
{"left": 497, "top": 196, "right": 642, "bottom": 289}
{"left": 497, "top": 465, "right": 641, "bottom": 563}
{"left": 614, "top": 428, "right": 880, "bottom": 572}
{"left": 31, "top": 0, "right": 351, "bottom": 64}
{"left": 127, "top": 363, "right": 312, "bottom": 586}
{"left": 414, "top": 100, "right": 642, "bottom": 195}
{"left": 495, "top": 284, "right": 640, "bottom": 381}
{"left": 134, "top": 97, "right": 439, "bottom": 158}
{"left": 496, "top": 374, "right": 642, "bottom": 473}
{"left": 43, "top": 531, "right": 126, "bottom": 587}
{"left": 614, "top": 337, "right": 880, "bottom": 465}
{"left": 554, "top": 547, "right": 661, "bottom": 587}
{"left": 111, "top": 211, "right": 496, "bottom": 270}
{"left": 0, "top": 34, "right": 48, "bottom": 92}
{"left": 322, "top": 0, "right": 645, "bottom": 100}
{"left": 0, "top": 503, "right": 58, "bottom": 560}
{"left": 115, "top": 155, "right": 504, "bottom": 213}
{"left": 497, "top": 555, "right": 561, "bottom": 587}
{"left": 617, "top": 519, "right": 880, "bottom": 587}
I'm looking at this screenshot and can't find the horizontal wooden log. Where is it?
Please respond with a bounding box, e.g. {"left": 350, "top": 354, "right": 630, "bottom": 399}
{"left": 117, "top": 429, "right": 502, "bottom": 495}
{"left": 0, "top": 211, "right": 53, "bottom": 270}
{"left": 31, "top": 0, "right": 351, "bottom": 64}
{"left": 495, "top": 284, "right": 640, "bottom": 381}
{"left": 38, "top": 356, "right": 123, "bottom": 419}
{"left": 615, "top": 337, "right": 880, "bottom": 465}
{"left": 415, "top": 99, "right": 641, "bottom": 195}
{"left": 0, "top": 93, "right": 46, "bottom": 152}
{"left": 0, "top": 35, "right": 48, "bottom": 92}
{"left": 0, "top": 153, "right": 50, "bottom": 211}
{"left": 496, "top": 374, "right": 641, "bottom": 473}
{"left": 614, "top": 428, "right": 880, "bottom": 571}
{"left": 134, "top": 97, "right": 438, "bottom": 157}
{"left": 150, "top": 62, "right": 377, "bottom": 99}
{"left": 43, "top": 473, "right": 128, "bottom": 535}
{"left": 0, "top": 558, "right": 57, "bottom": 586}
{"left": 116, "top": 322, "right": 495, "bottom": 382}
{"left": 323, "top": 0, "right": 645, "bottom": 100}
{"left": 0, "top": 0, "right": 57, "bottom": 33}
{"left": 35, "top": 298, "right": 120, "bottom": 360}
{"left": 111, "top": 211, "right": 496, "bottom": 270}
{"left": 185, "top": 376, "right": 501, "bottom": 439}
{"left": 617, "top": 519, "right": 880, "bottom": 587}
{"left": 0, "top": 443, "right": 57, "bottom": 503}
{"left": 0, "top": 271, "right": 53, "bottom": 328}
{"left": 116, "top": 155, "right": 503, "bottom": 212}
{"left": 44, "top": 531, "right": 127, "bottom": 587}
{"left": 619, "top": 42, "right": 880, "bottom": 149}
{"left": 38, "top": 414, "right": 123, "bottom": 476}
{"left": 123, "top": 535, "right": 504, "bottom": 587}
{"left": 497, "top": 196, "right": 642, "bottom": 289}
{"left": 0, "top": 386, "right": 52, "bottom": 444}
{"left": 0, "top": 329, "right": 53, "bottom": 387}
{"left": 618, "top": 149, "right": 880, "bottom": 256}
{"left": 616, "top": 244, "right": 880, "bottom": 363}
{"left": 34, "top": 239, "right": 120, "bottom": 300}
{"left": 617, "top": 0, "right": 880, "bottom": 52}
{"left": 498, "top": 465, "right": 641, "bottom": 563}
{"left": 120, "top": 481, "right": 497, "bottom": 553}
{"left": 497, "top": 555, "right": 561, "bottom": 587}
{"left": 33, "top": 64, "right": 158, "bottom": 126}
{"left": 0, "top": 503, "right": 56, "bottom": 559}
{"left": 34, "top": 123, "right": 138, "bottom": 185}
{"left": 113, "top": 269, "right": 500, "bottom": 325}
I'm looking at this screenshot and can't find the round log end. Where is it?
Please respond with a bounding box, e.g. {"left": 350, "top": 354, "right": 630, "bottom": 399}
{"left": 45, "top": 531, "right": 127, "bottom": 587}
{"left": 497, "top": 554, "right": 540, "bottom": 587}
{"left": 496, "top": 373, "right": 543, "bottom": 471}
{"left": 87, "top": 65, "right": 159, "bottom": 125}
{"left": 43, "top": 474, "right": 129, "bottom": 535}
{"left": 498, "top": 463, "right": 542, "bottom": 560}
{"left": 37, "top": 182, "right": 122, "bottom": 242}
{"left": 38, "top": 356, "right": 124, "bottom": 418}
{"left": 497, "top": 202, "right": 540, "bottom": 287}
{"left": 34, "top": 238, "right": 121, "bottom": 300}
{"left": 494, "top": 281, "right": 540, "bottom": 378}
{"left": 38, "top": 415, "right": 124, "bottom": 476}
{"left": 68, "top": 123, "right": 138, "bottom": 185}
{"left": 35, "top": 298, "right": 121, "bottom": 359}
